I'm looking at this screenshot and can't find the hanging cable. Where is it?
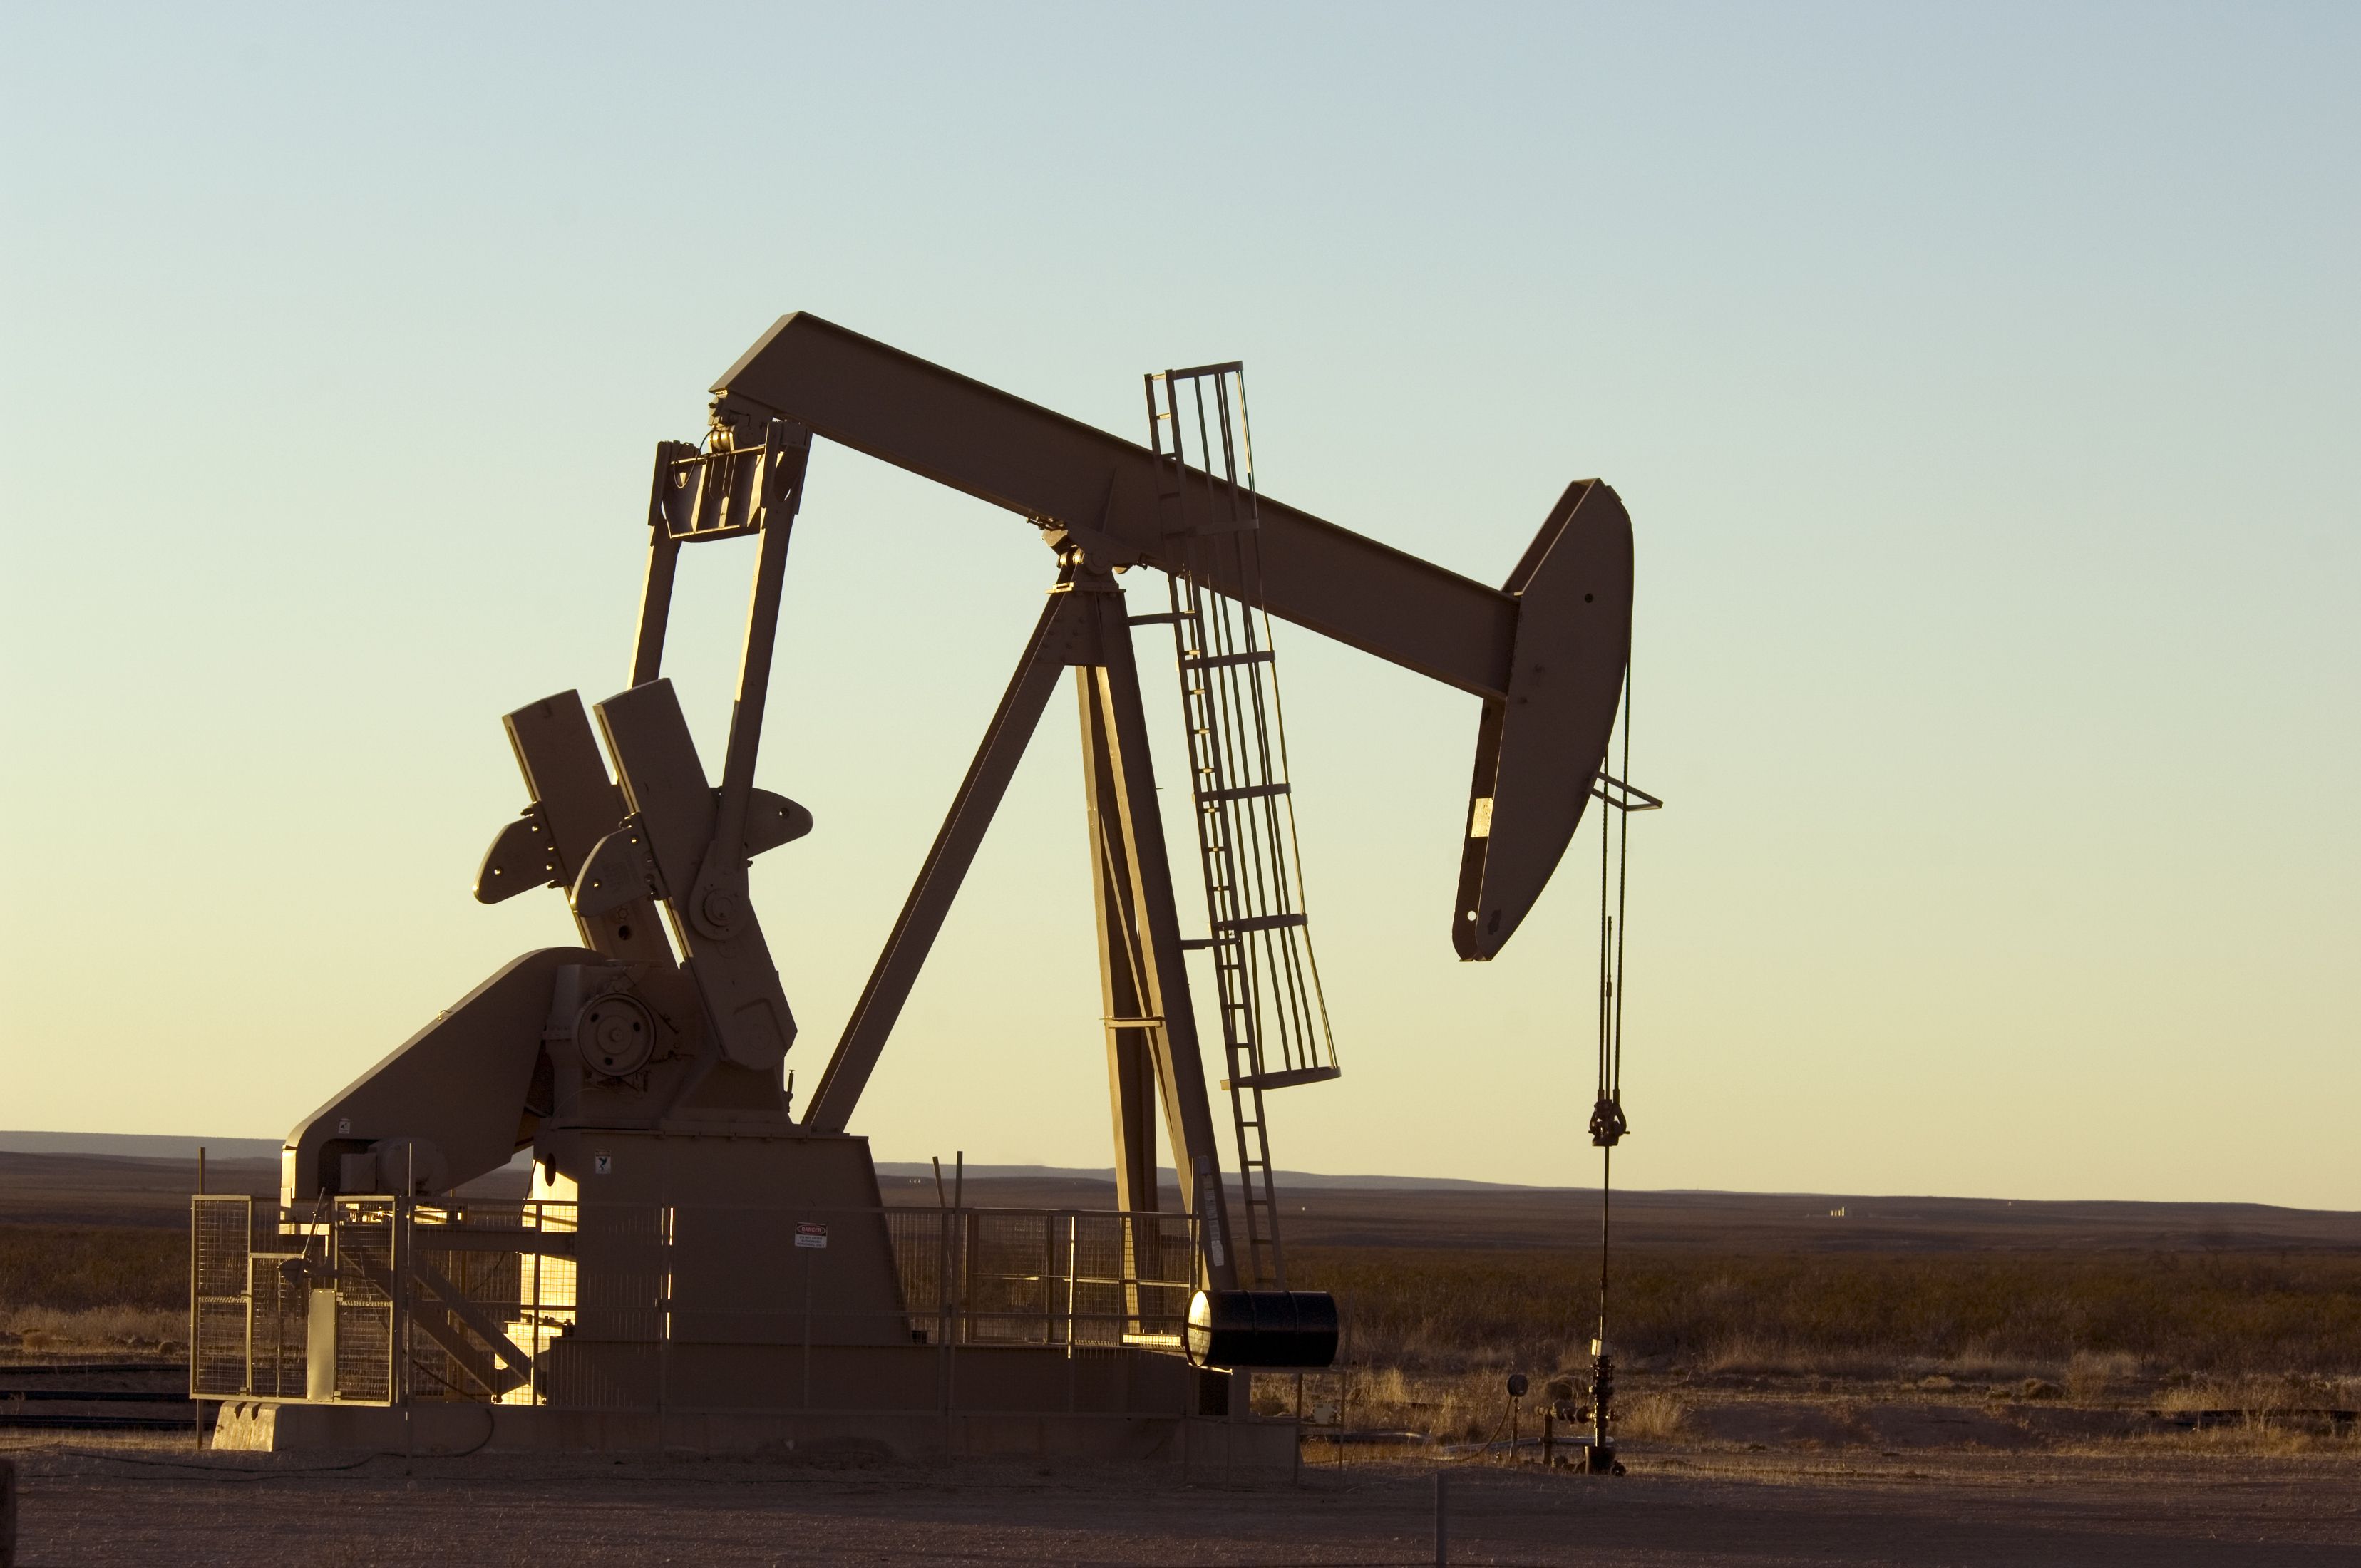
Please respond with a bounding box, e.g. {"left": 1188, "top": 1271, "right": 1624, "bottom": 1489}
{"left": 1579, "top": 659, "right": 1637, "bottom": 1474}
{"left": 1588, "top": 662, "right": 1635, "bottom": 1152}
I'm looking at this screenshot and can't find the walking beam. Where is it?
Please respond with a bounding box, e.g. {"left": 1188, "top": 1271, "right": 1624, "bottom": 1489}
{"left": 706, "top": 314, "right": 1633, "bottom": 960}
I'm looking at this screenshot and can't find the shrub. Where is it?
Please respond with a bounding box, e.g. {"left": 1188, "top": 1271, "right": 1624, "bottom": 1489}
{"left": 1289, "top": 1246, "right": 2361, "bottom": 1376}
{"left": 0, "top": 1224, "right": 186, "bottom": 1314}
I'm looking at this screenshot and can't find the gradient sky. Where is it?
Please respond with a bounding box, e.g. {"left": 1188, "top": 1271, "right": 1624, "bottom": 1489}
{"left": 4, "top": 4, "right": 2353, "bottom": 1207}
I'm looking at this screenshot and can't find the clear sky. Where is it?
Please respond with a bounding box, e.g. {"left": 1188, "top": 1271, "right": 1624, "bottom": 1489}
{"left": 4, "top": 4, "right": 2353, "bottom": 1207}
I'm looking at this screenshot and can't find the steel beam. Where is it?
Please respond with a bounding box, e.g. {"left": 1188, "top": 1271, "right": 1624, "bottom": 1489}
{"left": 1084, "top": 684, "right": 1162, "bottom": 1219}
{"left": 629, "top": 442, "right": 695, "bottom": 688}
{"left": 1073, "top": 572, "right": 1237, "bottom": 1289}
{"left": 709, "top": 314, "right": 1635, "bottom": 960}
{"left": 803, "top": 585, "right": 1082, "bottom": 1134}
{"left": 806, "top": 561, "right": 1240, "bottom": 1289}
{"left": 709, "top": 314, "right": 1517, "bottom": 698}
{"left": 595, "top": 680, "right": 797, "bottom": 1070}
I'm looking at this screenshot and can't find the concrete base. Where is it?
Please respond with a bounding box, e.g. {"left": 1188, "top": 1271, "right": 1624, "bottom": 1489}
{"left": 210, "top": 1398, "right": 1297, "bottom": 1472}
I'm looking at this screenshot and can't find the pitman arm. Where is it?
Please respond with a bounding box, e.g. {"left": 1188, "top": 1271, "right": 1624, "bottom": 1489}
{"left": 707, "top": 314, "right": 1632, "bottom": 957}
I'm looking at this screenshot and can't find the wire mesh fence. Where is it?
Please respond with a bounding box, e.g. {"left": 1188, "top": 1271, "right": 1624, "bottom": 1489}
{"left": 245, "top": 1250, "right": 308, "bottom": 1399}
{"left": 190, "top": 1195, "right": 252, "bottom": 1399}
{"left": 190, "top": 1196, "right": 1203, "bottom": 1410}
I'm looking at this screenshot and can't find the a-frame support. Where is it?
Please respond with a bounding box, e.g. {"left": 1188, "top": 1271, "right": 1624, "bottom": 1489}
{"left": 806, "top": 550, "right": 1238, "bottom": 1289}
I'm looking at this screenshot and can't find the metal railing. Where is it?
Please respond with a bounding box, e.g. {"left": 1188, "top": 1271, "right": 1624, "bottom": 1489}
{"left": 191, "top": 1195, "right": 1203, "bottom": 1411}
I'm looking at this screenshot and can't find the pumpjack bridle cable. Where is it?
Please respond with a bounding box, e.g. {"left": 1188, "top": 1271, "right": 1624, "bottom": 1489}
{"left": 1584, "top": 659, "right": 1635, "bottom": 1453}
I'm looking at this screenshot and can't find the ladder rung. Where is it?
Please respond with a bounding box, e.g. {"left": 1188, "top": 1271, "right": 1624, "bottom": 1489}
{"left": 1183, "top": 650, "right": 1276, "bottom": 671}
{"left": 1213, "top": 913, "right": 1306, "bottom": 934}
{"left": 1101, "top": 1016, "right": 1164, "bottom": 1030}
{"left": 1200, "top": 783, "right": 1290, "bottom": 804}
{"left": 1222, "top": 1066, "right": 1342, "bottom": 1093}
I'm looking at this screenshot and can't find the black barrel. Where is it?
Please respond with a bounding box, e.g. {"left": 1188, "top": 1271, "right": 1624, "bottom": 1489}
{"left": 1184, "top": 1289, "right": 1340, "bottom": 1368}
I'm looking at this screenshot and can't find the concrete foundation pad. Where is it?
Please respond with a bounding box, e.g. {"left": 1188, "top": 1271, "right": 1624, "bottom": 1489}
{"left": 210, "top": 1399, "right": 1297, "bottom": 1472}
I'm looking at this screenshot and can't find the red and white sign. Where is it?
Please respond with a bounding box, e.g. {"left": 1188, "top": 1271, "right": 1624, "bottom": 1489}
{"left": 793, "top": 1221, "right": 828, "bottom": 1249}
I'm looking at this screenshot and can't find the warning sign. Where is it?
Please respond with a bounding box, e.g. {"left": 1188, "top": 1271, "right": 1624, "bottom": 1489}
{"left": 793, "top": 1222, "right": 828, "bottom": 1249}
{"left": 593, "top": 1151, "right": 613, "bottom": 1176}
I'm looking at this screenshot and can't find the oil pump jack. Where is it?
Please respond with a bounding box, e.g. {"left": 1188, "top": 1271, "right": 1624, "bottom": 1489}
{"left": 200, "top": 316, "right": 1635, "bottom": 1460}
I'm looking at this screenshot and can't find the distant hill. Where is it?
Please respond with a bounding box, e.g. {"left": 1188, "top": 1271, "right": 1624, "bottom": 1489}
{"left": 6, "top": 1136, "right": 2353, "bottom": 1254}
{"left": 1, "top": 1135, "right": 1530, "bottom": 1192}
{"left": 0, "top": 1131, "right": 281, "bottom": 1160}
{"left": 873, "top": 1162, "right": 1538, "bottom": 1192}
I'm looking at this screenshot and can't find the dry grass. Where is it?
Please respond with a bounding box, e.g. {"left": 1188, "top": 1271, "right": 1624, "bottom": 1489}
{"left": 1290, "top": 1245, "right": 2361, "bottom": 1378}
{"left": 0, "top": 1224, "right": 190, "bottom": 1351}
{"left": 1699, "top": 1334, "right": 1907, "bottom": 1381}
{"left": 0, "top": 1302, "right": 185, "bottom": 1349}
{"left": 0, "top": 1224, "right": 185, "bottom": 1312}
{"left": 2150, "top": 1372, "right": 2360, "bottom": 1413}
{"left": 1615, "top": 1389, "right": 1688, "bottom": 1440}
{"left": 1343, "top": 1368, "right": 1511, "bottom": 1442}
{"left": 2065, "top": 1348, "right": 2144, "bottom": 1398}
{"left": 1258, "top": 1365, "right": 1686, "bottom": 1447}
{"left": 2129, "top": 1415, "right": 2361, "bottom": 1458}
{"left": 9, "top": 1215, "right": 2360, "bottom": 1439}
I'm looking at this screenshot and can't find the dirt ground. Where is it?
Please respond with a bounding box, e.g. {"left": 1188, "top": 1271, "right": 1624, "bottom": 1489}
{"left": 6, "top": 1433, "right": 2359, "bottom": 1567}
